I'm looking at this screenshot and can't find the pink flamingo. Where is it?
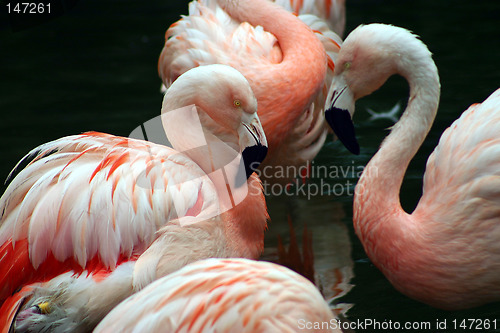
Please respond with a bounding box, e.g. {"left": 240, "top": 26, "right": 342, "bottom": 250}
{"left": 159, "top": 0, "right": 344, "bottom": 182}
{"left": 325, "top": 23, "right": 500, "bottom": 309}
{"left": 0, "top": 64, "right": 269, "bottom": 330}
{"left": 94, "top": 258, "right": 341, "bottom": 333}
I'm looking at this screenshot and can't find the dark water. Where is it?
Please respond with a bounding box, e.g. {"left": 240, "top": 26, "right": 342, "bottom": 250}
{"left": 1, "top": 0, "right": 500, "bottom": 331}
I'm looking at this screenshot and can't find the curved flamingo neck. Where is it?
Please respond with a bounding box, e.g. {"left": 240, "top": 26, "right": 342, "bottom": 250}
{"left": 354, "top": 51, "right": 440, "bottom": 245}
{"left": 217, "top": 0, "right": 328, "bottom": 149}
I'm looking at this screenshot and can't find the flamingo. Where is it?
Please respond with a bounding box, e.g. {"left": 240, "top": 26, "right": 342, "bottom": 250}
{"left": 94, "top": 258, "right": 341, "bottom": 333}
{"left": 159, "top": 0, "right": 345, "bottom": 183}
{"left": 325, "top": 23, "right": 500, "bottom": 310}
{"left": 0, "top": 64, "right": 269, "bottom": 331}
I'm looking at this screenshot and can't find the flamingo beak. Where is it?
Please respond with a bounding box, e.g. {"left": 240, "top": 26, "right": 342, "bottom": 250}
{"left": 324, "top": 78, "right": 360, "bottom": 155}
{"left": 238, "top": 112, "right": 268, "bottom": 179}
{"left": 14, "top": 302, "right": 52, "bottom": 331}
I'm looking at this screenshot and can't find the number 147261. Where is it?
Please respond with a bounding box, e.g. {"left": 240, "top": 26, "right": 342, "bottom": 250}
{"left": 6, "top": 2, "right": 51, "bottom": 14}
{"left": 452, "top": 319, "right": 497, "bottom": 330}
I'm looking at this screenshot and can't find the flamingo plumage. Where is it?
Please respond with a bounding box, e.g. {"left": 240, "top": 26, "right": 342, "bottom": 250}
{"left": 159, "top": 0, "right": 344, "bottom": 183}
{"left": 325, "top": 23, "right": 500, "bottom": 310}
{"left": 0, "top": 64, "right": 269, "bottom": 331}
{"left": 274, "top": 0, "right": 346, "bottom": 37}
{"left": 94, "top": 258, "right": 341, "bottom": 333}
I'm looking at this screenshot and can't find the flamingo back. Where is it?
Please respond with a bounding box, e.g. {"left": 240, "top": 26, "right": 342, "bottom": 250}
{"left": 273, "top": 0, "right": 346, "bottom": 36}
{"left": 94, "top": 258, "right": 339, "bottom": 333}
{"left": 417, "top": 89, "right": 500, "bottom": 224}
{"left": 0, "top": 132, "right": 218, "bottom": 302}
{"left": 159, "top": 0, "right": 282, "bottom": 87}
{"left": 409, "top": 89, "right": 500, "bottom": 306}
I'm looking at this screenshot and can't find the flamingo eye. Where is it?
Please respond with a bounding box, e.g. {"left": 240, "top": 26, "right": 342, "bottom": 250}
{"left": 233, "top": 100, "right": 241, "bottom": 107}
{"left": 344, "top": 62, "right": 352, "bottom": 70}
{"left": 35, "top": 302, "right": 51, "bottom": 314}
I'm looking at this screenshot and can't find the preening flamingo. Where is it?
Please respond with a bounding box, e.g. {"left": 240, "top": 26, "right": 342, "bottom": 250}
{"left": 159, "top": 0, "right": 345, "bottom": 183}
{"left": 325, "top": 23, "right": 500, "bottom": 309}
{"left": 94, "top": 258, "right": 341, "bottom": 333}
{"left": 0, "top": 64, "right": 269, "bottom": 331}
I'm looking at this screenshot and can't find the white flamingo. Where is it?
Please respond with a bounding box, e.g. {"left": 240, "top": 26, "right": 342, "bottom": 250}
{"left": 325, "top": 23, "right": 500, "bottom": 309}
{"left": 95, "top": 258, "right": 341, "bottom": 333}
{"left": 0, "top": 65, "right": 269, "bottom": 331}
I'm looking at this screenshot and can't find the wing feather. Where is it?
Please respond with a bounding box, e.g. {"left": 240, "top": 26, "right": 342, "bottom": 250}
{"left": 416, "top": 89, "right": 500, "bottom": 234}
{"left": 0, "top": 132, "right": 219, "bottom": 301}
{"left": 274, "top": 0, "right": 346, "bottom": 36}
{"left": 160, "top": 0, "right": 287, "bottom": 87}
{"left": 421, "top": 92, "right": 500, "bottom": 197}
{"left": 95, "top": 259, "right": 338, "bottom": 333}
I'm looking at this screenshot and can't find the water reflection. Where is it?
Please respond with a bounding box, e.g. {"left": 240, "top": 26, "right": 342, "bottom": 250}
{"left": 263, "top": 195, "right": 354, "bottom": 316}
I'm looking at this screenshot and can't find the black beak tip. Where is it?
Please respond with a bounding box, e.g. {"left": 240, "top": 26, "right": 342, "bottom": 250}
{"left": 325, "top": 106, "right": 360, "bottom": 155}
{"left": 235, "top": 145, "right": 268, "bottom": 186}
{"left": 242, "top": 145, "right": 268, "bottom": 179}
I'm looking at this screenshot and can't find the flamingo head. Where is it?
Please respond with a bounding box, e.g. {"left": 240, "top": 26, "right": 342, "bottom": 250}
{"left": 12, "top": 293, "right": 74, "bottom": 333}
{"left": 161, "top": 64, "right": 268, "bottom": 181}
{"left": 325, "top": 24, "right": 429, "bottom": 154}
{"left": 13, "top": 302, "right": 52, "bottom": 332}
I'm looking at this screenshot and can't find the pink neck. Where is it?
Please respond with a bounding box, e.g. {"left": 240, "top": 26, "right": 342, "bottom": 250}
{"left": 222, "top": 174, "right": 268, "bottom": 259}
{"left": 218, "top": 0, "right": 328, "bottom": 152}
{"left": 353, "top": 61, "right": 440, "bottom": 267}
